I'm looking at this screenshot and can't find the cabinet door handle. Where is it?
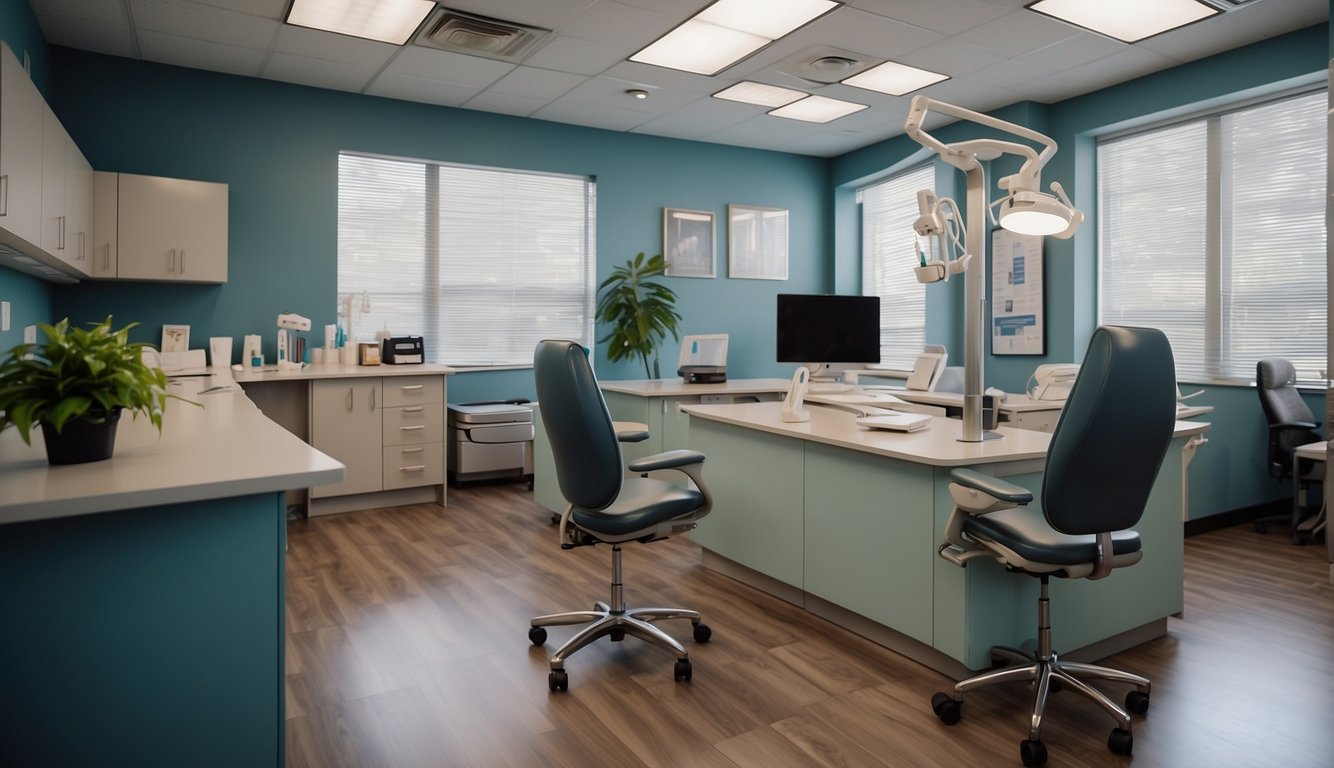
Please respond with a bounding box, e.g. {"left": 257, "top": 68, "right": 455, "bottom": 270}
{"left": 102, "top": 242, "right": 110, "bottom": 270}
{"left": 398, "top": 465, "right": 426, "bottom": 473}
{"left": 180, "top": 248, "right": 186, "bottom": 274}
{"left": 58, "top": 216, "right": 66, "bottom": 250}
{"left": 346, "top": 387, "right": 353, "bottom": 412}
{"left": 400, "top": 447, "right": 425, "bottom": 455}
{"left": 400, "top": 406, "right": 425, "bottom": 413}
{"left": 399, "top": 425, "right": 425, "bottom": 432}
{"left": 370, "top": 387, "right": 376, "bottom": 410}
{"left": 168, "top": 249, "right": 176, "bottom": 274}
{"left": 0, "top": 174, "right": 8, "bottom": 216}
{"left": 399, "top": 384, "right": 424, "bottom": 391}
{"left": 78, "top": 231, "right": 86, "bottom": 261}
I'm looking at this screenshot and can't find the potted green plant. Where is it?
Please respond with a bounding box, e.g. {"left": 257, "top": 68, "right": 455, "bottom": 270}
{"left": 0, "top": 317, "right": 173, "bottom": 465}
{"left": 596, "top": 252, "right": 682, "bottom": 379}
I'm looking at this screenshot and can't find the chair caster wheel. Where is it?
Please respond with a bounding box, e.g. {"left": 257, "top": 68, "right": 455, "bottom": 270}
{"left": 931, "top": 692, "right": 961, "bottom": 725}
{"left": 1125, "top": 690, "right": 1150, "bottom": 715}
{"left": 528, "top": 626, "right": 547, "bottom": 645}
{"left": 610, "top": 629, "right": 625, "bottom": 642}
{"left": 548, "top": 669, "right": 568, "bottom": 692}
{"left": 1108, "top": 728, "right": 1133, "bottom": 755}
{"left": 693, "top": 623, "right": 712, "bottom": 643}
{"left": 1020, "top": 739, "right": 1047, "bottom": 766}
{"left": 674, "top": 658, "right": 692, "bottom": 681}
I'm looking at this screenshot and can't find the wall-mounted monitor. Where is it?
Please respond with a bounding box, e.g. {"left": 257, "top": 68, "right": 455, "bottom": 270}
{"left": 775, "top": 293, "right": 880, "bottom": 381}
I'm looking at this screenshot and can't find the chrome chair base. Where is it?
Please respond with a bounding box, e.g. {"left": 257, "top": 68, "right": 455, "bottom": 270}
{"left": 532, "top": 602, "right": 702, "bottom": 669}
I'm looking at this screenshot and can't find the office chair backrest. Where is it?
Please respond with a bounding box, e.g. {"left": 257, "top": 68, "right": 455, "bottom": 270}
{"left": 1257, "top": 358, "right": 1316, "bottom": 457}
{"left": 1042, "top": 326, "right": 1177, "bottom": 536}
{"left": 533, "top": 340, "right": 623, "bottom": 511}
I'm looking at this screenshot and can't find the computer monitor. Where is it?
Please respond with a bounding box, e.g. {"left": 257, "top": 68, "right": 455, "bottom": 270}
{"left": 775, "top": 293, "right": 881, "bottom": 381}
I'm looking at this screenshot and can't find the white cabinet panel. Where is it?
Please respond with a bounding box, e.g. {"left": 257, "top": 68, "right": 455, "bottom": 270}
{"left": 115, "top": 173, "right": 228, "bottom": 282}
{"left": 92, "top": 171, "right": 118, "bottom": 278}
{"left": 0, "top": 42, "right": 43, "bottom": 248}
{"left": 310, "top": 379, "right": 383, "bottom": 498}
{"left": 382, "top": 442, "right": 445, "bottom": 490}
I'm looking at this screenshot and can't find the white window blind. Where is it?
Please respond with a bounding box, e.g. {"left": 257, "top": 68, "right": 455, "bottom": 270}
{"left": 861, "top": 164, "right": 932, "bottom": 369}
{"left": 338, "top": 153, "right": 596, "bottom": 367}
{"left": 1098, "top": 89, "right": 1327, "bottom": 382}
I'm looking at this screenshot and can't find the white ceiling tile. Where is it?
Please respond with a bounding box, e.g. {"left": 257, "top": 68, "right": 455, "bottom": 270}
{"left": 917, "top": 76, "right": 1023, "bottom": 114}
{"left": 966, "top": 57, "right": 1051, "bottom": 88}
{"left": 270, "top": 21, "right": 400, "bottom": 67}
{"left": 461, "top": 90, "right": 550, "bottom": 117}
{"left": 598, "top": 61, "right": 726, "bottom": 95}
{"left": 32, "top": 11, "right": 138, "bottom": 59}
{"left": 187, "top": 0, "right": 289, "bottom": 18}
{"left": 560, "top": 0, "right": 675, "bottom": 49}
{"left": 130, "top": 0, "right": 280, "bottom": 49}
{"left": 438, "top": 0, "right": 601, "bottom": 32}
{"left": 797, "top": 7, "right": 943, "bottom": 60}
{"left": 137, "top": 29, "right": 266, "bottom": 77}
{"left": 775, "top": 131, "right": 869, "bottom": 157}
{"left": 364, "top": 72, "right": 483, "bottom": 107}
{"left": 1022, "top": 47, "right": 1182, "bottom": 106}
{"left": 31, "top": 0, "right": 130, "bottom": 27}
{"left": 531, "top": 98, "right": 655, "bottom": 131}
{"left": 1211, "top": 0, "right": 1329, "bottom": 41}
{"left": 1019, "top": 32, "right": 1127, "bottom": 72}
{"left": 630, "top": 98, "right": 761, "bottom": 140}
{"left": 612, "top": 0, "right": 701, "bottom": 17}
{"left": 556, "top": 77, "right": 701, "bottom": 115}
{"left": 849, "top": 0, "right": 1022, "bottom": 35}
{"left": 263, "top": 51, "right": 381, "bottom": 93}
{"left": 707, "top": 114, "right": 828, "bottom": 145}
{"left": 486, "top": 67, "right": 585, "bottom": 100}
{"left": 376, "top": 46, "right": 515, "bottom": 87}
{"left": 1136, "top": 11, "right": 1249, "bottom": 64}
{"left": 896, "top": 42, "right": 1005, "bottom": 78}
{"left": 951, "top": 9, "right": 1082, "bottom": 59}
{"left": 523, "top": 34, "right": 626, "bottom": 76}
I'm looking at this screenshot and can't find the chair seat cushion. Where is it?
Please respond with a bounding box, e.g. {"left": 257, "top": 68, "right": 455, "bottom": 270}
{"left": 572, "top": 477, "right": 705, "bottom": 537}
{"left": 964, "top": 506, "right": 1141, "bottom": 567}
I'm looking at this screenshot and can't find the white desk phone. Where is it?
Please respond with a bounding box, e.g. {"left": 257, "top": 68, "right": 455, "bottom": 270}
{"left": 1027, "top": 364, "right": 1080, "bottom": 401}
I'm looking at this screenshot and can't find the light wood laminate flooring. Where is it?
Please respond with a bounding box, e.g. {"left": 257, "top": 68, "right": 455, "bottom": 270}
{"left": 285, "top": 484, "right": 1333, "bottom": 767}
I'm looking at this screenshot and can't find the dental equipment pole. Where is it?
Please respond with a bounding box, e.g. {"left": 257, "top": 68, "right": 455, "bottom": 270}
{"left": 904, "top": 96, "right": 1081, "bottom": 442}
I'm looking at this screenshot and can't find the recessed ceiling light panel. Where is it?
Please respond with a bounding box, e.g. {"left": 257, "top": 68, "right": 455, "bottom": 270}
{"left": 713, "top": 81, "right": 808, "bottom": 107}
{"left": 842, "top": 61, "right": 949, "bottom": 96}
{"left": 287, "top": 0, "right": 436, "bottom": 45}
{"left": 630, "top": 0, "right": 843, "bottom": 76}
{"left": 1027, "top": 0, "right": 1220, "bottom": 44}
{"left": 769, "top": 95, "right": 867, "bottom": 123}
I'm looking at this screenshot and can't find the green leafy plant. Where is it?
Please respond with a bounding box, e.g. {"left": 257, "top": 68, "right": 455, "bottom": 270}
{"left": 0, "top": 317, "right": 174, "bottom": 445}
{"left": 596, "top": 253, "right": 682, "bottom": 379}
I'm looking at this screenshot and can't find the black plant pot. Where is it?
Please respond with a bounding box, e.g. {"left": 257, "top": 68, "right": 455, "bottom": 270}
{"left": 40, "top": 410, "right": 123, "bottom": 465}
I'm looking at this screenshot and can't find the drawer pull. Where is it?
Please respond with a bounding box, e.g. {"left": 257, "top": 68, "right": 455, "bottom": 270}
{"left": 400, "top": 425, "right": 425, "bottom": 432}
{"left": 399, "top": 465, "right": 426, "bottom": 473}
{"left": 400, "top": 406, "right": 425, "bottom": 413}
{"left": 400, "top": 384, "right": 424, "bottom": 391}
{"left": 400, "top": 447, "right": 425, "bottom": 454}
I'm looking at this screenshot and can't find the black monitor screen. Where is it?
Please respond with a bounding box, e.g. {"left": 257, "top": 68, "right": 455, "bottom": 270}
{"left": 775, "top": 294, "right": 881, "bottom": 365}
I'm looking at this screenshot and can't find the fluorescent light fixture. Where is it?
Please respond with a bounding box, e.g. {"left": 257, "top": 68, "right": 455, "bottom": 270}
{"left": 769, "top": 95, "right": 867, "bottom": 123}
{"left": 286, "top": 0, "right": 435, "bottom": 45}
{"left": 631, "top": 0, "right": 841, "bottom": 76}
{"left": 842, "top": 61, "right": 949, "bottom": 96}
{"left": 713, "top": 81, "right": 807, "bottom": 107}
{"left": 1027, "top": 0, "right": 1220, "bottom": 44}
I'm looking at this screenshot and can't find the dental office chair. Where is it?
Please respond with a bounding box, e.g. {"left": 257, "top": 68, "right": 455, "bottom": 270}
{"left": 1254, "top": 358, "right": 1323, "bottom": 541}
{"left": 929, "top": 326, "right": 1177, "bottom": 767}
{"left": 528, "top": 340, "right": 713, "bottom": 691}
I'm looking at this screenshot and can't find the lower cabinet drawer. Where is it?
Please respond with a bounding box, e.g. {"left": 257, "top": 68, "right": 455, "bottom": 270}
{"left": 383, "top": 402, "right": 445, "bottom": 445}
{"left": 382, "top": 442, "right": 444, "bottom": 490}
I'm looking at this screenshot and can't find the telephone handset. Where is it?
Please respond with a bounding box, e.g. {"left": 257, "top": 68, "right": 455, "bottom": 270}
{"left": 782, "top": 366, "right": 811, "bottom": 423}
{"left": 1027, "top": 364, "right": 1080, "bottom": 401}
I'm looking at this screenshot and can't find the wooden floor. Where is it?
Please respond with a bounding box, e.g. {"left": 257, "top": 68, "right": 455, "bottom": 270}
{"left": 284, "top": 484, "right": 1334, "bottom": 767}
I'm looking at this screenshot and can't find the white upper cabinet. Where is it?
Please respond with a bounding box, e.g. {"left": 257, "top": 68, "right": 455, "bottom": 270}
{"left": 0, "top": 42, "right": 44, "bottom": 249}
{"left": 110, "top": 173, "right": 228, "bottom": 283}
{"left": 40, "top": 103, "right": 90, "bottom": 276}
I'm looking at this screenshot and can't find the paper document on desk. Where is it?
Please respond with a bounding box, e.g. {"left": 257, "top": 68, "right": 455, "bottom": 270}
{"left": 856, "top": 410, "right": 932, "bottom": 432}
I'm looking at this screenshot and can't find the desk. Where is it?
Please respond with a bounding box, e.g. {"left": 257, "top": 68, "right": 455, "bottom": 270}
{"left": 0, "top": 378, "right": 342, "bottom": 766}
{"left": 532, "top": 378, "right": 789, "bottom": 513}
{"left": 680, "top": 400, "right": 1210, "bottom": 677}
{"left": 889, "top": 389, "right": 1065, "bottom": 432}
{"left": 1292, "top": 441, "right": 1328, "bottom": 565}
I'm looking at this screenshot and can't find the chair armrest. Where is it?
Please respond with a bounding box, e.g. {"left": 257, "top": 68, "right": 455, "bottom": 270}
{"left": 613, "top": 421, "right": 651, "bottom": 443}
{"left": 948, "top": 468, "right": 1033, "bottom": 505}
{"left": 627, "top": 449, "right": 705, "bottom": 473}
{"left": 1270, "top": 421, "right": 1319, "bottom": 433}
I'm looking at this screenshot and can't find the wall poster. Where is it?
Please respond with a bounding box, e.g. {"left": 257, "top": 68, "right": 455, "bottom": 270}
{"left": 990, "top": 229, "right": 1045, "bottom": 355}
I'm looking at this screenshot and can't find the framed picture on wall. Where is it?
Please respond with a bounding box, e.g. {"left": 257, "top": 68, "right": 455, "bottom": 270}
{"left": 728, "top": 204, "right": 788, "bottom": 280}
{"left": 990, "top": 229, "right": 1045, "bottom": 355}
{"left": 663, "top": 208, "right": 716, "bottom": 278}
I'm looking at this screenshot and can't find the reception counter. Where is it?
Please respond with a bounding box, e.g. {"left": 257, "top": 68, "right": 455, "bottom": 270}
{"left": 0, "top": 378, "right": 343, "bottom": 767}
{"left": 680, "top": 401, "right": 1210, "bottom": 678}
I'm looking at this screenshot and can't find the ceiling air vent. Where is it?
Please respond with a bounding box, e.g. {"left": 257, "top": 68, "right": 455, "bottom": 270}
{"left": 773, "top": 46, "right": 875, "bottom": 86}
{"left": 414, "top": 9, "right": 552, "bottom": 63}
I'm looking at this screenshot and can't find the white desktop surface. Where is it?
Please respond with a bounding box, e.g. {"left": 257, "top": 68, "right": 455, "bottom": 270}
{"left": 228, "top": 362, "right": 454, "bottom": 382}
{"left": 599, "top": 377, "right": 791, "bottom": 397}
{"left": 0, "top": 378, "right": 345, "bottom": 524}
{"left": 1294, "top": 441, "right": 1326, "bottom": 461}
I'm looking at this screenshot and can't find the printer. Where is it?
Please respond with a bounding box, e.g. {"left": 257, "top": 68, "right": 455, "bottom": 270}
{"left": 446, "top": 401, "right": 535, "bottom": 485}
{"left": 676, "top": 333, "right": 728, "bottom": 384}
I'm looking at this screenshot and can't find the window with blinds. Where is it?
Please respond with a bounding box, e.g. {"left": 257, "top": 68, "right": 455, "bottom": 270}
{"left": 1097, "top": 89, "right": 1327, "bottom": 382}
{"left": 860, "top": 163, "right": 933, "bottom": 369}
{"left": 338, "top": 153, "right": 596, "bottom": 368}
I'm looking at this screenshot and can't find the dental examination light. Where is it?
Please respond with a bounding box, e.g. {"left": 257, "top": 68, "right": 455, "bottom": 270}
{"left": 904, "top": 95, "right": 1083, "bottom": 442}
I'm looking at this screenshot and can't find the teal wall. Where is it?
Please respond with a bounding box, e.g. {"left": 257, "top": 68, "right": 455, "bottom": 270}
{"left": 43, "top": 48, "right": 828, "bottom": 403}
{"left": 0, "top": 1, "right": 54, "bottom": 353}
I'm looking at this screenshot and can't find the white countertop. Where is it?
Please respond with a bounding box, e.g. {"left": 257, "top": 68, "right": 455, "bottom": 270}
{"left": 599, "top": 377, "right": 791, "bottom": 397}
{"left": 0, "top": 378, "right": 345, "bottom": 524}
{"left": 681, "top": 401, "right": 1211, "bottom": 468}
{"left": 228, "top": 362, "right": 454, "bottom": 383}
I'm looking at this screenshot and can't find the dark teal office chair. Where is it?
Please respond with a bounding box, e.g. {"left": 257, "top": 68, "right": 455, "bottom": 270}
{"left": 528, "top": 340, "right": 713, "bottom": 691}
{"left": 930, "top": 326, "right": 1177, "bottom": 766}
